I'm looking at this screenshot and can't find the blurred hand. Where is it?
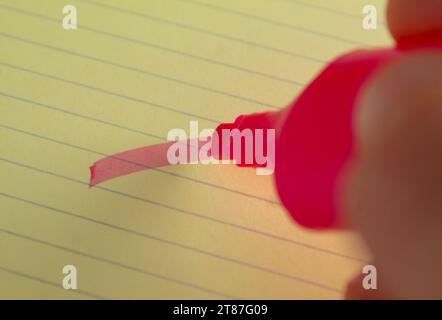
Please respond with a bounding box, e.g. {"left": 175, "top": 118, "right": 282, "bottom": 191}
{"left": 344, "top": 0, "right": 442, "bottom": 299}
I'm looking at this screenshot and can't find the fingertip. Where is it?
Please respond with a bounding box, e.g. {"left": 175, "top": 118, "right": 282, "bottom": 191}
{"left": 345, "top": 273, "right": 368, "bottom": 300}
{"left": 387, "top": 0, "right": 442, "bottom": 43}
{"left": 345, "top": 272, "right": 392, "bottom": 300}
{"left": 355, "top": 51, "right": 442, "bottom": 152}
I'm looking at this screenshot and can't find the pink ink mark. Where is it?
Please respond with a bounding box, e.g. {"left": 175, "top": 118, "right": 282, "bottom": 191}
{"left": 89, "top": 141, "right": 175, "bottom": 187}
{"left": 89, "top": 139, "right": 209, "bottom": 187}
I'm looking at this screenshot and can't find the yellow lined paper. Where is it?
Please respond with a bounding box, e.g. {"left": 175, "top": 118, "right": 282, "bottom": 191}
{"left": 0, "top": 0, "right": 389, "bottom": 299}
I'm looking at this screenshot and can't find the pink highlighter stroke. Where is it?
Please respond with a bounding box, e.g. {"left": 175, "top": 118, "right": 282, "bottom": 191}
{"left": 89, "top": 141, "right": 175, "bottom": 187}
{"left": 90, "top": 31, "right": 442, "bottom": 230}
{"left": 89, "top": 139, "right": 207, "bottom": 186}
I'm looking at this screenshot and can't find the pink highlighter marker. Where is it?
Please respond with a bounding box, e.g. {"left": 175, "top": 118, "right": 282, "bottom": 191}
{"left": 213, "top": 32, "right": 442, "bottom": 229}
{"left": 90, "top": 32, "right": 442, "bottom": 230}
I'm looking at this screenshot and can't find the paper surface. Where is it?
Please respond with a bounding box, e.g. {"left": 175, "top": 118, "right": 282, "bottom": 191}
{"left": 0, "top": 0, "right": 390, "bottom": 299}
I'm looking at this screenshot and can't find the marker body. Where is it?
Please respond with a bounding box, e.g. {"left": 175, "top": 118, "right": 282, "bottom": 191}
{"left": 217, "top": 34, "right": 442, "bottom": 229}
